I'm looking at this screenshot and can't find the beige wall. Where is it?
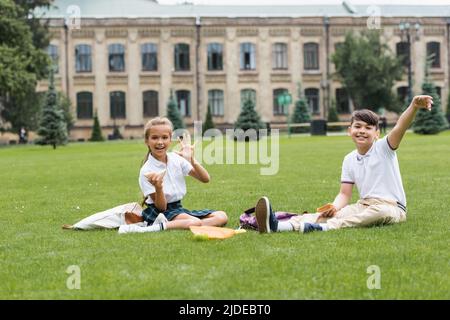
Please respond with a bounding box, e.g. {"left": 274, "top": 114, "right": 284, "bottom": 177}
{"left": 38, "top": 17, "right": 449, "bottom": 140}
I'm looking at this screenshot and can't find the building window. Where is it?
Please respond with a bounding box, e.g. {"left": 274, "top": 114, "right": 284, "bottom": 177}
{"left": 335, "top": 88, "right": 350, "bottom": 114}
{"left": 240, "top": 89, "right": 257, "bottom": 109}
{"left": 426, "top": 42, "right": 440, "bottom": 68}
{"left": 174, "top": 43, "right": 190, "bottom": 71}
{"left": 273, "top": 88, "right": 289, "bottom": 115}
{"left": 240, "top": 42, "right": 256, "bottom": 70}
{"left": 397, "top": 86, "right": 409, "bottom": 106}
{"left": 75, "top": 44, "right": 92, "bottom": 73}
{"left": 305, "top": 88, "right": 320, "bottom": 115}
{"left": 207, "top": 43, "right": 223, "bottom": 71}
{"left": 396, "top": 42, "right": 410, "bottom": 67}
{"left": 143, "top": 90, "right": 158, "bottom": 117}
{"left": 110, "top": 91, "right": 126, "bottom": 119}
{"left": 208, "top": 90, "right": 224, "bottom": 116}
{"left": 272, "top": 43, "right": 288, "bottom": 70}
{"left": 108, "top": 44, "right": 125, "bottom": 72}
{"left": 304, "top": 43, "right": 319, "bottom": 70}
{"left": 176, "top": 90, "right": 191, "bottom": 117}
{"left": 47, "top": 44, "right": 59, "bottom": 73}
{"left": 141, "top": 43, "right": 158, "bottom": 71}
{"left": 76, "top": 92, "right": 93, "bottom": 119}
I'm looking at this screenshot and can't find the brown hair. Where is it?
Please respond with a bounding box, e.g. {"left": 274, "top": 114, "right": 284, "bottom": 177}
{"left": 350, "top": 109, "right": 380, "bottom": 129}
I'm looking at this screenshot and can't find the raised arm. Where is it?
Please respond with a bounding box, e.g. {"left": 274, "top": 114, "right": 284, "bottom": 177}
{"left": 175, "top": 132, "right": 210, "bottom": 183}
{"left": 387, "top": 95, "right": 433, "bottom": 150}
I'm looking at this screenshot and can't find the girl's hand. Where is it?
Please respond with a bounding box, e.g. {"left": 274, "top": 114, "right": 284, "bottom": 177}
{"left": 175, "top": 132, "right": 196, "bottom": 163}
{"left": 145, "top": 169, "right": 166, "bottom": 189}
{"left": 412, "top": 95, "right": 433, "bottom": 111}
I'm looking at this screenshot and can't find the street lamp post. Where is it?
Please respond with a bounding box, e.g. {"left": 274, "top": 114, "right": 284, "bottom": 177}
{"left": 399, "top": 21, "right": 421, "bottom": 102}
{"left": 277, "top": 91, "right": 292, "bottom": 137}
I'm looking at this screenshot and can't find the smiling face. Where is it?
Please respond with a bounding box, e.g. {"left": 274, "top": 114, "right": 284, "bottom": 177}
{"left": 146, "top": 124, "right": 172, "bottom": 160}
{"left": 348, "top": 120, "right": 380, "bottom": 153}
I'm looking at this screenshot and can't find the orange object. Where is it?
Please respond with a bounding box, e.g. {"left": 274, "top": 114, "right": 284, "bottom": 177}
{"left": 189, "top": 226, "right": 245, "bottom": 240}
{"left": 316, "top": 203, "right": 334, "bottom": 213}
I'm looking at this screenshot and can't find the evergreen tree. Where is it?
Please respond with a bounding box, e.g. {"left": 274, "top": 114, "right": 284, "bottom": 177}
{"left": 291, "top": 84, "right": 311, "bottom": 133}
{"left": 166, "top": 90, "right": 184, "bottom": 130}
{"left": 202, "top": 104, "right": 215, "bottom": 134}
{"left": 90, "top": 112, "right": 104, "bottom": 141}
{"left": 36, "top": 67, "right": 68, "bottom": 149}
{"left": 412, "top": 58, "right": 448, "bottom": 134}
{"left": 234, "top": 98, "right": 265, "bottom": 140}
{"left": 327, "top": 100, "right": 341, "bottom": 132}
{"left": 412, "top": 81, "right": 448, "bottom": 134}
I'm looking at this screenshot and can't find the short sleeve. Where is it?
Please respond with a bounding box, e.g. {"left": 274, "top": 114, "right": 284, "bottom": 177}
{"left": 340, "top": 156, "right": 354, "bottom": 184}
{"left": 179, "top": 156, "right": 193, "bottom": 176}
{"left": 377, "top": 136, "right": 396, "bottom": 157}
{"left": 139, "top": 170, "right": 155, "bottom": 197}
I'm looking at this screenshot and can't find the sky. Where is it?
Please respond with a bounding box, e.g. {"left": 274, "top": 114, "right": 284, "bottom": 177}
{"left": 157, "top": 0, "right": 450, "bottom": 5}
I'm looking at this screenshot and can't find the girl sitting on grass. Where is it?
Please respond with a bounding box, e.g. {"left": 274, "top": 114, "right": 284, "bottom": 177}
{"left": 118, "top": 117, "right": 228, "bottom": 234}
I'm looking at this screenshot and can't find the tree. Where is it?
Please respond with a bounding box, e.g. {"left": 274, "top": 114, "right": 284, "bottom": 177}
{"left": 90, "top": 112, "right": 104, "bottom": 142}
{"left": 36, "top": 68, "right": 68, "bottom": 149}
{"left": 166, "top": 90, "right": 184, "bottom": 130}
{"left": 412, "top": 60, "right": 448, "bottom": 134}
{"left": 56, "top": 92, "right": 74, "bottom": 134}
{"left": 202, "top": 104, "right": 215, "bottom": 134}
{"left": 291, "top": 83, "right": 311, "bottom": 133}
{"left": 332, "top": 31, "right": 403, "bottom": 113}
{"left": 327, "top": 100, "right": 341, "bottom": 132}
{"left": 0, "top": 0, "right": 51, "bottom": 133}
{"left": 234, "top": 98, "right": 265, "bottom": 140}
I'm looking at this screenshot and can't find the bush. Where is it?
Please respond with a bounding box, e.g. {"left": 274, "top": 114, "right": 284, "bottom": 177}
{"left": 90, "top": 113, "right": 104, "bottom": 141}
{"left": 327, "top": 101, "right": 341, "bottom": 132}
{"left": 291, "top": 86, "right": 311, "bottom": 133}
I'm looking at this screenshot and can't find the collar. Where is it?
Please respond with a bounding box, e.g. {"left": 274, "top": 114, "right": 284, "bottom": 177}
{"left": 148, "top": 152, "right": 169, "bottom": 169}
{"left": 356, "top": 141, "right": 376, "bottom": 162}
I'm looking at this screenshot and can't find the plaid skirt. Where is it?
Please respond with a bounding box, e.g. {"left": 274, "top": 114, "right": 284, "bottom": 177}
{"left": 142, "top": 200, "right": 214, "bottom": 224}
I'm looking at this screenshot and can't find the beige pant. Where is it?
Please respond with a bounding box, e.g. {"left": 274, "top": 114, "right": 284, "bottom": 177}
{"left": 288, "top": 198, "right": 407, "bottom": 231}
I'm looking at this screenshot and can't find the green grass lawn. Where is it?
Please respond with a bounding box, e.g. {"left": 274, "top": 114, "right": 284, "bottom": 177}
{"left": 0, "top": 132, "right": 449, "bottom": 299}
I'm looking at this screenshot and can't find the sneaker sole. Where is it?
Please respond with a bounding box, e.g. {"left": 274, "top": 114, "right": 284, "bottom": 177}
{"left": 255, "top": 197, "right": 271, "bottom": 234}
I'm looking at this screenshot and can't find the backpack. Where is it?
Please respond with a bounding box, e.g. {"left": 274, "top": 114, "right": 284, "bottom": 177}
{"left": 239, "top": 207, "right": 300, "bottom": 230}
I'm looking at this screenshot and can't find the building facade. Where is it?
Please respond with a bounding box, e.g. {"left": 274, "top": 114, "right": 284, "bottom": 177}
{"left": 38, "top": 1, "right": 450, "bottom": 139}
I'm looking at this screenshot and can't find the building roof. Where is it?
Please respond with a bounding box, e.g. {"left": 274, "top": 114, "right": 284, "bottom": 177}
{"left": 36, "top": 0, "right": 450, "bottom": 18}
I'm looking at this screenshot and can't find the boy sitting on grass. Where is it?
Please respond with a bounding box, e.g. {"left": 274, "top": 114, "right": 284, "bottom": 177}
{"left": 255, "top": 95, "right": 433, "bottom": 234}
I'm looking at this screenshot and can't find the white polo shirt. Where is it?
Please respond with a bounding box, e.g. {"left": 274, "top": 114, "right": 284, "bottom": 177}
{"left": 341, "top": 136, "right": 406, "bottom": 209}
{"left": 139, "top": 152, "right": 193, "bottom": 205}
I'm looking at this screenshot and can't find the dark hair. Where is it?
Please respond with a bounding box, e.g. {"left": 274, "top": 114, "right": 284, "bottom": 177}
{"left": 350, "top": 109, "right": 379, "bottom": 129}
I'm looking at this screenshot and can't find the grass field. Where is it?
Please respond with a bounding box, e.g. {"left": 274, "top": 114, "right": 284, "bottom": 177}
{"left": 0, "top": 132, "right": 449, "bottom": 299}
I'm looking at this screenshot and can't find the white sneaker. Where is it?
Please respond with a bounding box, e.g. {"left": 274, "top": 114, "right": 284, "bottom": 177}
{"left": 118, "top": 224, "right": 145, "bottom": 234}
{"left": 153, "top": 213, "right": 168, "bottom": 225}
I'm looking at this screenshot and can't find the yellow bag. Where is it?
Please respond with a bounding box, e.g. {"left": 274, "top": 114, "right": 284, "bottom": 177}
{"left": 189, "top": 226, "right": 246, "bottom": 240}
